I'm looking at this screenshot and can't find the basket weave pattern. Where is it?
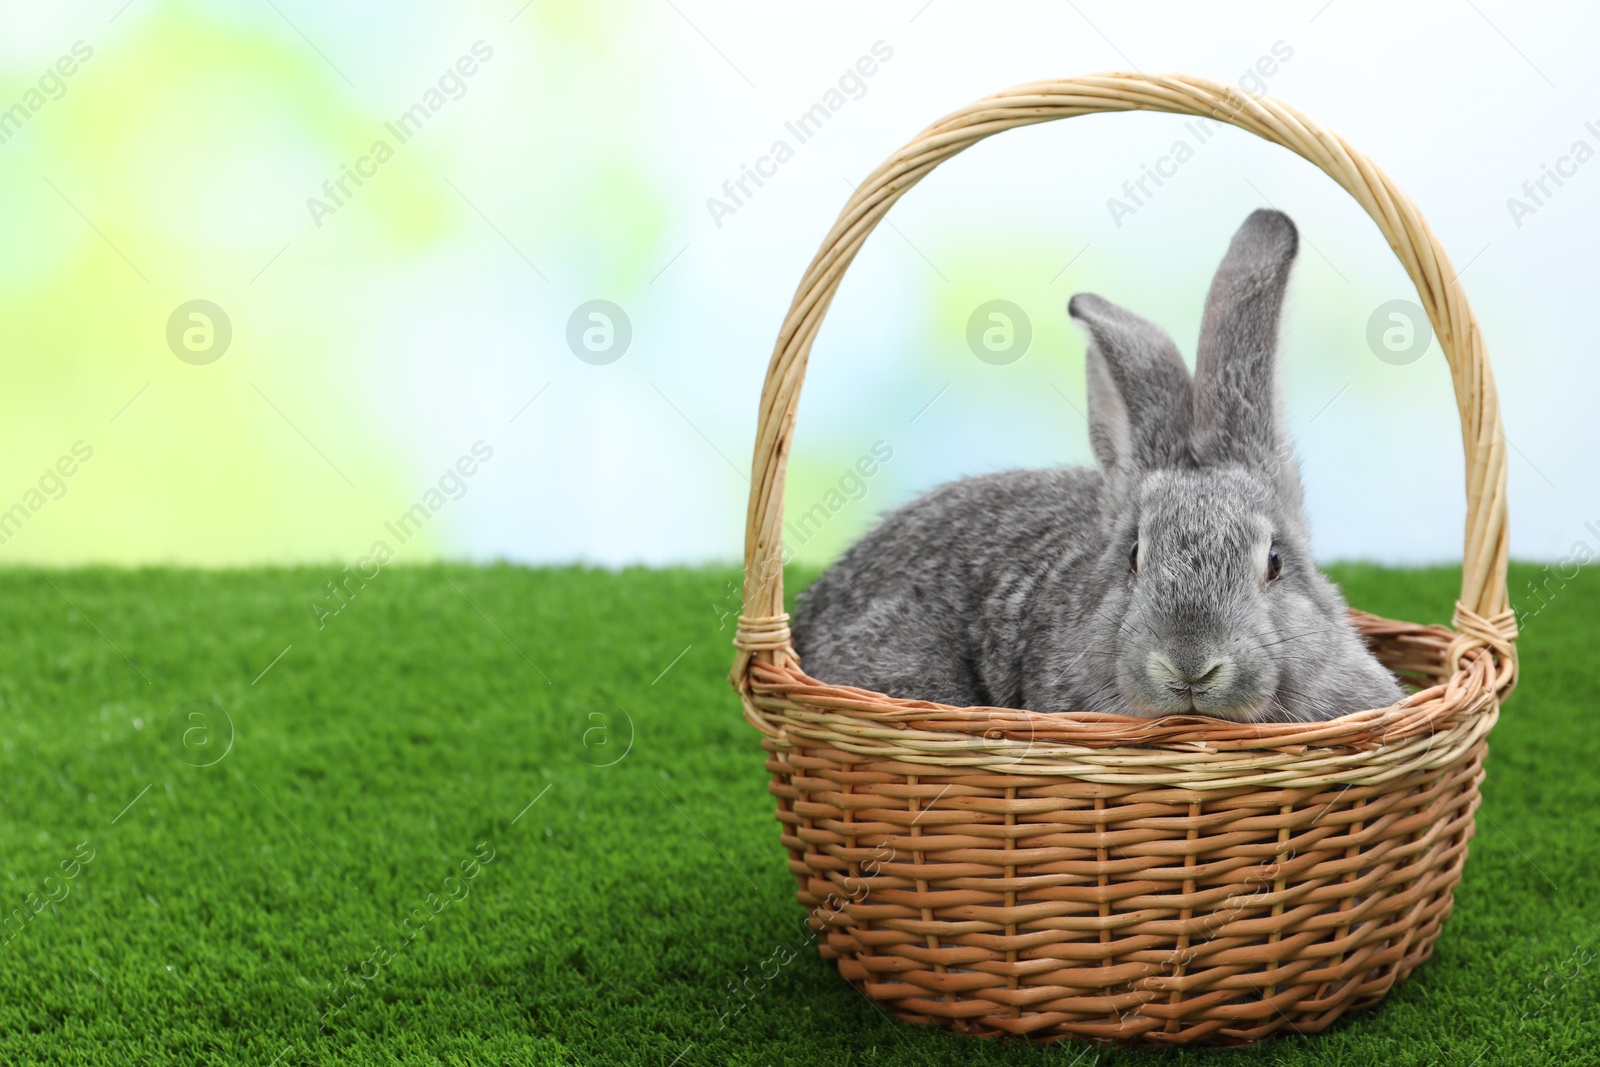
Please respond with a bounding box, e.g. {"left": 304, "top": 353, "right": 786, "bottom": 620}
{"left": 730, "top": 74, "right": 1518, "bottom": 1045}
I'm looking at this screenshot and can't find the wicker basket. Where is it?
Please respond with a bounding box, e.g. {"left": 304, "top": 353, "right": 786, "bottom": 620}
{"left": 728, "top": 74, "right": 1519, "bottom": 1046}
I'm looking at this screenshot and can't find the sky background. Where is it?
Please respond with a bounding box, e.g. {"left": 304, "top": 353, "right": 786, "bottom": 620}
{"left": 0, "top": 0, "right": 1593, "bottom": 570}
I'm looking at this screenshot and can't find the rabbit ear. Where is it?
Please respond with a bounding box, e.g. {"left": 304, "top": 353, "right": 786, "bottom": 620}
{"left": 1068, "top": 293, "right": 1194, "bottom": 475}
{"left": 1193, "top": 210, "right": 1299, "bottom": 487}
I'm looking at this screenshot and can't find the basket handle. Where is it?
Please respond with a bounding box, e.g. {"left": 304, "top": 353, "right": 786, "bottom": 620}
{"left": 732, "top": 74, "right": 1516, "bottom": 690}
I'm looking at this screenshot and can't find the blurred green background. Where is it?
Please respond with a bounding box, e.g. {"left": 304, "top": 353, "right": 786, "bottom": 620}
{"left": 0, "top": 0, "right": 1589, "bottom": 572}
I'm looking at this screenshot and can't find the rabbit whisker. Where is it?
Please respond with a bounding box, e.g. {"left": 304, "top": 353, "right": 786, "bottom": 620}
{"left": 1259, "top": 628, "right": 1332, "bottom": 650}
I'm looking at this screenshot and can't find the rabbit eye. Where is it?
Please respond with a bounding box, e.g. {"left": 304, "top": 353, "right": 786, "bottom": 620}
{"left": 1266, "top": 547, "right": 1283, "bottom": 582}
{"left": 1128, "top": 541, "right": 1139, "bottom": 575}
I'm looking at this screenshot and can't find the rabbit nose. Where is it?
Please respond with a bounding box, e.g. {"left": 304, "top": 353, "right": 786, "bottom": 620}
{"left": 1148, "top": 654, "right": 1232, "bottom": 694}
{"left": 1185, "top": 657, "right": 1230, "bottom": 690}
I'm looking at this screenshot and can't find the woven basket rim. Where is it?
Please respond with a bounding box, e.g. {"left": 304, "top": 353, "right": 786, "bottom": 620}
{"left": 743, "top": 613, "right": 1505, "bottom": 755}
{"left": 742, "top": 611, "right": 1502, "bottom": 793}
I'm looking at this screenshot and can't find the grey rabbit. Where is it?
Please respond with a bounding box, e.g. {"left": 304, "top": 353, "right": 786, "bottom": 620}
{"left": 790, "top": 209, "right": 1404, "bottom": 723}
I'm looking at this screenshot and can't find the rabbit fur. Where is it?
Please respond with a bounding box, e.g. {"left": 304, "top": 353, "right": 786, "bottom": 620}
{"left": 790, "top": 209, "right": 1404, "bottom": 723}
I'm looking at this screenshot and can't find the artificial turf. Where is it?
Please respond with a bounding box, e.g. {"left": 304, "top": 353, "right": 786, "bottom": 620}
{"left": 0, "top": 561, "right": 1593, "bottom": 1066}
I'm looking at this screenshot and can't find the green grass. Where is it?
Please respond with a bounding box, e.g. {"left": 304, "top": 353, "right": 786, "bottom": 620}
{"left": 0, "top": 561, "right": 1593, "bottom": 1066}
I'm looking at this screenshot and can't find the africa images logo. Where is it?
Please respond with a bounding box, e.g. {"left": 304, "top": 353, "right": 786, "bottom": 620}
{"left": 704, "top": 41, "right": 894, "bottom": 228}
{"left": 305, "top": 41, "right": 495, "bottom": 228}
